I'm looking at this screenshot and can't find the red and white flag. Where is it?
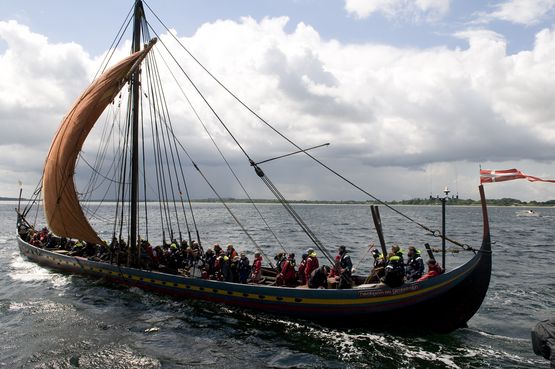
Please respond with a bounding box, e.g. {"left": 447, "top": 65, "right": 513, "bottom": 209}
{"left": 480, "top": 168, "right": 555, "bottom": 184}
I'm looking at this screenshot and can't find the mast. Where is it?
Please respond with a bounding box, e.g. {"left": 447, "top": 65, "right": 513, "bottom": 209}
{"left": 129, "top": 0, "right": 144, "bottom": 265}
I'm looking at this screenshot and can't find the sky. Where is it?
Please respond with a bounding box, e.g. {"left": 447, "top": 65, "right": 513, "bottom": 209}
{"left": 1, "top": 0, "right": 555, "bottom": 202}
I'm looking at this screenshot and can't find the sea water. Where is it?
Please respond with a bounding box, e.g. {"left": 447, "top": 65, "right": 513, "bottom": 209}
{"left": 0, "top": 201, "right": 553, "bottom": 368}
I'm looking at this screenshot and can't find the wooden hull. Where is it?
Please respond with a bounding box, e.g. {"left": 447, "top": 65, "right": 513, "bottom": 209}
{"left": 17, "top": 233, "right": 491, "bottom": 333}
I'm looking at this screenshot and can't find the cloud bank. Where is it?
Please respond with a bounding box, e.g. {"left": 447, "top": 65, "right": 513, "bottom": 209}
{"left": 1, "top": 15, "right": 555, "bottom": 200}
{"left": 480, "top": 0, "right": 555, "bottom": 26}
{"left": 344, "top": 0, "right": 450, "bottom": 21}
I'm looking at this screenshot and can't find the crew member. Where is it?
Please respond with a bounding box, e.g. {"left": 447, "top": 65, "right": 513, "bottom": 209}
{"left": 308, "top": 265, "right": 331, "bottom": 289}
{"left": 417, "top": 259, "right": 443, "bottom": 282}
{"left": 250, "top": 251, "right": 263, "bottom": 283}
{"left": 366, "top": 248, "right": 386, "bottom": 283}
{"left": 382, "top": 255, "right": 405, "bottom": 287}
{"left": 405, "top": 246, "right": 424, "bottom": 282}
{"left": 304, "top": 248, "right": 319, "bottom": 284}
{"left": 277, "top": 253, "right": 297, "bottom": 287}
{"left": 336, "top": 245, "right": 353, "bottom": 289}
{"left": 298, "top": 253, "right": 308, "bottom": 285}
{"left": 238, "top": 252, "right": 251, "bottom": 284}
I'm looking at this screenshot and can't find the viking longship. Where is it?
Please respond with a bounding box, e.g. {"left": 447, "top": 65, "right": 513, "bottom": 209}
{"left": 16, "top": 0, "right": 492, "bottom": 333}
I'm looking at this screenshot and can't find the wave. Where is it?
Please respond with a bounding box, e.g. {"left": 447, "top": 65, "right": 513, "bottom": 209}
{"left": 9, "top": 253, "right": 69, "bottom": 288}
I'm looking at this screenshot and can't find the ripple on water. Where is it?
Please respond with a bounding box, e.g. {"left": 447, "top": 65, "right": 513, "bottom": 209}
{"left": 28, "top": 344, "right": 161, "bottom": 369}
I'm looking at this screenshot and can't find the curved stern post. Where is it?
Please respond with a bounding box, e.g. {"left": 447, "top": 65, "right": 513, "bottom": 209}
{"left": 479, "top": 184, "right": 492, "bottom": 253}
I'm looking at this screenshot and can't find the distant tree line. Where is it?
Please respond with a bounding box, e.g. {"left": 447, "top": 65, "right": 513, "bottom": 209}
{"left": 387, "top": 197, "right": 555, "bottom": 206}
{"left": 2, "top": 196, "right": 555, "bottom": 206}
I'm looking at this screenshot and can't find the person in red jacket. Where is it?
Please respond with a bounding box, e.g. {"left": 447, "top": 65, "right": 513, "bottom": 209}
{"left": 304, "top": 248, "right": 319, "bottom": 284}
{"left": 417, "top": 259, "right": 443, "bottom": 282}
{"left": 250, "top": 251, "right": 263, "bottom": 283}
{"left": 276, "top": 253, "right": 297, "bottom": 287}
{"left": 328, "top": 255, "right": 341, "bottom": 278}
{"left": 297, "top": 253, "right": 308, "bottom": 285}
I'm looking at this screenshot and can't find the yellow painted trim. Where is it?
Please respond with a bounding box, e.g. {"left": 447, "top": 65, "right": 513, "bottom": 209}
{"left": 66, "top": 256, "right": 476, "bottom": 306}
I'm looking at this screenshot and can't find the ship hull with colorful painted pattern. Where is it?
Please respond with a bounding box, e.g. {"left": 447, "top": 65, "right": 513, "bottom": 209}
{"left": 17, "top": 189, "right": 491, "bottom": 333}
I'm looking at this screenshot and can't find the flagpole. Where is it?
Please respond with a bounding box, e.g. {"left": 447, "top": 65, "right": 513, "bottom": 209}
{"left": 441, "top": 187, "right": 449, "bottom": 271}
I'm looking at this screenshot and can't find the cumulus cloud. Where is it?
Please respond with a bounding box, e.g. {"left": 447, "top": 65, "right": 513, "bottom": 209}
{"left": 344, "top": 0, "right": 450, "bottom": 22}
{"left": 477, "top": 0, "right": 555, "bottom": 26}
{"left": 0, "top": 20, "right": 98, "bottom": 158}
{"left": 1, "top": 16, "right": 555, "bottom": 200}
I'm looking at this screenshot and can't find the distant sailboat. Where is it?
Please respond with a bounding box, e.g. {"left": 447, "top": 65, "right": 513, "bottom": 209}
{"left": 16, "top": 0, "right": 492, "bottom": 333}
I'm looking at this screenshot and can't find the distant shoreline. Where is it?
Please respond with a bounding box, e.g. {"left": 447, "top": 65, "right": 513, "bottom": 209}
{"left": 3, "top": 196, "right": 554, "bottom": 207}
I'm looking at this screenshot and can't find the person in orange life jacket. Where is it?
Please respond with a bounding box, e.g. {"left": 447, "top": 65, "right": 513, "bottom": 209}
{"left": 405, "top": 246, "right": 425, "bottom": 282}
{"left": 417, "top": 259, "right": 444, "bottom": 282}
{"left": 308, "top": 265, "right": 331, "bottom": 289}
{"left": 277, "top": 253, "right": 297, "bottom": 287}
{"left": 336, "top": 245, "right": 353, "bottom": 289}
{"left": 226, "top": 244, "right": 238, "bottom": 259}
{"left": 297, "top": 253, "right": 308, "bottom": 285}
{"left": 304, "top": 248, "right": 319, "bottom": 284}
{"left": 250, "top": 251, "right": 263, "bottom": 283}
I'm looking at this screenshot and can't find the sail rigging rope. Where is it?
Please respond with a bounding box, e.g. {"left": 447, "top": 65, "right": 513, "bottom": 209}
{"left": 145, "top": 53, "right": 202, "bottom": 247}
{"left": 153, "top": 46, "right": 289, "bottom": 255}
{"left": 157, "top": 119, "right": 278, "bottom": 268}
{"left": 148, "top": 22, "right": 338, "bottom": 261}
{"left": 144, "top": 51, "right": 189, "bottom": 243}
{"left": 141, "top": 0, "right": 473, "bottom": 252}
{"left": 255, "top": 164, "right": 335, "bottom": 264}
{"left": 93, "top": 5, "right": 134, "bottom": 80}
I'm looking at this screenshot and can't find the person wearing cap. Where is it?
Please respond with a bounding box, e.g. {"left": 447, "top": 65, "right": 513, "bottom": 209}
{"left": 304, "top": 248, "right": 319, "bottom": 284}
{"left": 250, "top": 251, "right": 263, "bottom": 283}
{"left": 417, "top": 259, "right": 443, "bottom": 282}
{"left": 405, "top": 246, "right": 424, "bottom": 282}
{"left": 276, "top": 253, "right": 297, "bottom": 287}
{"left": 336, "top": 245, "right": 353, "bottom": 289}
